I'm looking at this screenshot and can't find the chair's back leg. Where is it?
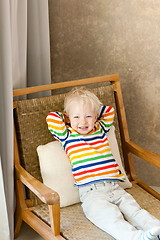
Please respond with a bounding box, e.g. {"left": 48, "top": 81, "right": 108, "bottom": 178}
{"left": 14, "top": 179, "right": 24, "bottom": 238}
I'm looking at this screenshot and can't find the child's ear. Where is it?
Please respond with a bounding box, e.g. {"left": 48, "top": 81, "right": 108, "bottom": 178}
{"left": 63, "top": 113, "right": 70, "bottom": 124}
{"left": 95, "top": 113, "right": 98, "bottom": 123}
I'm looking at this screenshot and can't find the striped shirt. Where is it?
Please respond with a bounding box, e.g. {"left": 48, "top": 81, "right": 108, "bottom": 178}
{"left": 46, "top": 106, "right": 125, "bottom": 187}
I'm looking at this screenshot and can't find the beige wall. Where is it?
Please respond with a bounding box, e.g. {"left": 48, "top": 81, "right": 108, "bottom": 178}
{"left": 49, "top": 0, "right": 160, "bottom": 186}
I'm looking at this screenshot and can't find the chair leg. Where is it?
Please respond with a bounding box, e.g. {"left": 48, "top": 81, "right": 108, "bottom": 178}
{"left": 14, "top": 179, "right": 25, "bottom": 238}
{"left": 48, "top": 203, "right": 60, "bottom": 236}
{"left": 14, "top": 201, "right": 22, "bottom": 238}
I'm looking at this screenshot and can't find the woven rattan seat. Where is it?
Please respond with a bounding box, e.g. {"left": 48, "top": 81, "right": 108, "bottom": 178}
{"left": 14, "top": 75, "right": 160, "bottom": 240}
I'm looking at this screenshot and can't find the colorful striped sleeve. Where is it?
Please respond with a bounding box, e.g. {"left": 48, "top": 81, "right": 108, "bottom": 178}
{"left": 98, "top": 106, "right": 115, "bottom": 133}
{"left": 46, "top": 112, "right": 69, "bottom": 141}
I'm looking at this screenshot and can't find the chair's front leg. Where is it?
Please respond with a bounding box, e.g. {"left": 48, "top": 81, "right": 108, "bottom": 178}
{"left": 48, "top": 202, "right": 60, "bottom": 237}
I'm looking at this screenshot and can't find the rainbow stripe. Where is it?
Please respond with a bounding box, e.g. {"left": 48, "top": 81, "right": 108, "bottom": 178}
{"left": 46, "top": 106, "right": 125, "bottom": 187}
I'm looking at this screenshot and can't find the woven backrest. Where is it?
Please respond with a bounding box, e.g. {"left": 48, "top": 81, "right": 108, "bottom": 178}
{"left": 14, "top": 84, "right": 124, "bottom": 203}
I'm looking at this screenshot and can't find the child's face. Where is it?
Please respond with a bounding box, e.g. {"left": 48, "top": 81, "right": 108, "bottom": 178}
{"left": 68, "top": 101, "right": 97, "bottom": 135}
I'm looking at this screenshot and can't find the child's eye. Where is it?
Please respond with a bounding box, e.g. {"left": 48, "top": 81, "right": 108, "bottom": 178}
{"left": 74, "top": 116, "right": 79, "bottom": 119}
{"left": 86, "top": 116, "right": 92, "bottom": 118}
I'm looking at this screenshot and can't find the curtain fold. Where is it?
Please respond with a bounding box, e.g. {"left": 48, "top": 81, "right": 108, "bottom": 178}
{"left": 0, "top": 1, "right": 14, "bottom": 239}
{"left": 11, "top": 0, "right": 27, "bottom": 90}
{"left": 0, "top": 156, "right": 10, "bottom": 239}
{"left": 27, "top": 0, "right": 51, "bottom": 98}
{"left": 0, "top": 0, "right": 51, "bottom": 239}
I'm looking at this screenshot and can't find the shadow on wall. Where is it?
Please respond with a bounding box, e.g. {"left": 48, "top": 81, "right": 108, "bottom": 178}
{"left": 48, "top": 0, "right": 160, "bottom": 186}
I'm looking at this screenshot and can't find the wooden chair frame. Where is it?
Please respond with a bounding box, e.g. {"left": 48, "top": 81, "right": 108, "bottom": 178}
{"left": 14, "top": 74, "right": 160, "bottom": 240}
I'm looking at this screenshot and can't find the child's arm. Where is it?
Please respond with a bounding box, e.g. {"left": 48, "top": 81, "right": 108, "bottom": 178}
{"left": 46, "top": 112, "right": 68, "bottom": 141}
{"left": 98, "top": 106, "right": 115, "bottom": 133}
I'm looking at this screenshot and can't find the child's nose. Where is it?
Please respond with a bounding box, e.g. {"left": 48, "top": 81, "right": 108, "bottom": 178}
{"left": 81, "top": 117, "right": 87, "bottom": 124}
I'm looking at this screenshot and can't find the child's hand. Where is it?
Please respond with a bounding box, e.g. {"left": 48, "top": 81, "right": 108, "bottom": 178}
{"left": 63, "top": 113, "right": 70, "bottom": 124}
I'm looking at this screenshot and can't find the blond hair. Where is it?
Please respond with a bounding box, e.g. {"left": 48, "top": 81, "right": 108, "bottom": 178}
{"left": 64, "top": 87, "right": 102, "bottom": 115}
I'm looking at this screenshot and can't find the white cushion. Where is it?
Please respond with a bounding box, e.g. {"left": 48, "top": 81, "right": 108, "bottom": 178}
{"left": 37, "top": 126, "right": 132, "bottom": 207}
{"left": 37, "top": 141, "right": 80, "bottom": 207}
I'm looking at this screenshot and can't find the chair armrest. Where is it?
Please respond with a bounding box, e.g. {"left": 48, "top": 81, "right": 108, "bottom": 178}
{"left": 125, "top": 140, "right": 160, "bottom": 168}
{"left": 15, "top": 164, "right": 60, "bottom": 205}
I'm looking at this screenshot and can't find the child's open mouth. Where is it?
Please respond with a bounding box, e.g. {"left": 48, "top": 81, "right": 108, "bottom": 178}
{"left": 79, "top": 126, "right": 88, "bottom": 130}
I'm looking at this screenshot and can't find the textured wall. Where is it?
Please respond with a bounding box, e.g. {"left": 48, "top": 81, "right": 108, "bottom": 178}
{"left": 49, "top": 0, "right": 160, "bottom": 186}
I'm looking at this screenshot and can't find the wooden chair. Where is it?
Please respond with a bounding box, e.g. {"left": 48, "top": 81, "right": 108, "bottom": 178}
{"left": 14, "top": 74, "right": 160, "bottom": 240}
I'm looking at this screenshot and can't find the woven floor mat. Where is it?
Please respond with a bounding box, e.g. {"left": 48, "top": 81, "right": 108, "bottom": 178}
{"left": 33, "top": 183, "right": 160, "bottom": 240}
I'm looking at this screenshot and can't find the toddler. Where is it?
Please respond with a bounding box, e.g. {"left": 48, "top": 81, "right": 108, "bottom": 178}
{"left": 46, "top": 87, "right": 160, "bottom": 240}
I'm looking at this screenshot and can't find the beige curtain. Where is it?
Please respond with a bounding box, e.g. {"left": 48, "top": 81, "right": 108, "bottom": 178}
{"left": 0, "top": 0, "right": 51, "bottom": 239}
{"left": 0, "top": 1, "right": 14, "bottom": 239}
{"left": 27, "top": 0, "right": 51, "bottom": 97}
